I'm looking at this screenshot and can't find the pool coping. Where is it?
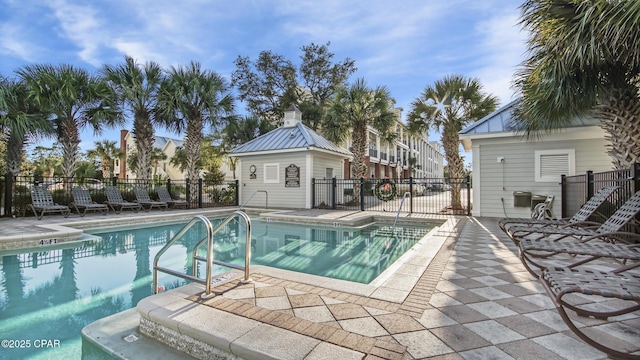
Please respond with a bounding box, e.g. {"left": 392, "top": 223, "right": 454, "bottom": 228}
{"left": 0, "top": 207, "right": 447, "bottom": 251}
{"left": 2, "top": 207, "right": 460, "bottom": 358}
{"left": 81, "top": 214, "right": 463, "bottom": 359}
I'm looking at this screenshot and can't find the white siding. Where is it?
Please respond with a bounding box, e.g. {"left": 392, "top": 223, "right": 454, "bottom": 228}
{"left": 239, "top": 152, "right": 307, "bottom": 209}
{"left": 312, "top": 153, "right": 345, "bottom": 179}
{"left": 472, "top": 129, "right": 611, "bottom": 218}
{"left": 311, "top": 152, "right": 347, "bottom": 206}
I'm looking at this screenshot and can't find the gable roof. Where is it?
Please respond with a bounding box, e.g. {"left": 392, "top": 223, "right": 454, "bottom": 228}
{"left": 459, "top": 97, "right": 601, "bottom": 136}
{"left": 230, "top": 122, "right": 351, "bottom": 157}
{"left": 123, "top": 131, "right": 184, "bottom": 150}
{"left": 155, "top": 135, "right": 184, "bottom": 149}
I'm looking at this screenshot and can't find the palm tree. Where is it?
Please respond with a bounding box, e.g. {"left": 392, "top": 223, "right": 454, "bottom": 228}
{"left": 513, "top": 0, "right": 640, "bottom": 169}
{"left": 150, "top": 147, "right": 168, "bottom": 180}
{"left": 101, "top": 56, "right": 164, "bottom": 179}
{"left": 87, "top": 140, "right": 123, "bottom": 178}
{"left": 157, "top": 61, "right": 235, "bottom": 199}
{"left": 408, "top": 74, "right": 498, "bottom": 210}
{"left": 323, "top": 78, "right": 396, "bottom": 201}
{"left": 219, "top": 115, "right": 271, "bottom": 179}
{"left": 31, "top": 145, "right": 63, "bottom": 177}
{"left": 0, "top": 77, "right": 52, "bottom": 176}
{"left": 17, "top": 64, "right": 123, "bottom": 182}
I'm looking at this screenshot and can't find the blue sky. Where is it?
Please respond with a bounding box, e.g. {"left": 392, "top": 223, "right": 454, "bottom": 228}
{"left": 0, "top": 0, "right": 527, "bottom": 153}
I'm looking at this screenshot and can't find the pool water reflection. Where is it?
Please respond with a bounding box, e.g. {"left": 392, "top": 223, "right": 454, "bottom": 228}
{"left": 0, "top": 218, "right": 433, "bottom": 359}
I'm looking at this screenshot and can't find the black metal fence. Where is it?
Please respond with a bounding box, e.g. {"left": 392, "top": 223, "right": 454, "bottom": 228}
{"left": 561, "top": 162, "right": 639, "bottom": 232}
{"left": 311, "top": 177, "right": 471, "bottom": 215}
{"left": 2, "top": 175, "right": 238, "bottom": 218}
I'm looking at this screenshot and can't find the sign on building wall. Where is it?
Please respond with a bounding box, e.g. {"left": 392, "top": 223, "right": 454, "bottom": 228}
{"left": 285, "top": 164, "right": 300, "bottom": 187}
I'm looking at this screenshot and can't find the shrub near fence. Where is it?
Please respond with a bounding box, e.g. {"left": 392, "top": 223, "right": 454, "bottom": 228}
{"left": 2, "top": 175, "right": 239, "bottom": 218}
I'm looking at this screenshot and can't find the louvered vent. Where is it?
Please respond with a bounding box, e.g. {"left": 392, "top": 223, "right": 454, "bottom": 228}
{"left": 540, "top": 154, "right": 569, "bottom": 178}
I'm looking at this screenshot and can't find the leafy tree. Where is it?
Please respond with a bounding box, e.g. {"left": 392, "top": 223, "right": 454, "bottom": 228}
{"left": 101, "top": 56, "right": 164, "bottom": 179}
{"left": 157, "top": 61, "right": 235, "bottom": 198}
{"left": 232, "top": 42, "right": 356, "bottom": 129}
{"left": 298, "top": 42, "right": 357, "bottom": 130}
{"left": 17, "top": 64, "right": 123, "bottom": 182}
{"left": 323, "top": 78, "right": 396, "bottom": 201}
{"left": 75, "top": 159, "right": 100, "bottom": 180}
{"left": 408, "top": 74, "right": 497, "bottom": 210}
{"left": 170, "top": 136, "right": 225, "bottom": 183}
{"left": 232, "top": 51, "right": 297, "bottom": 125}
{"left": 513, "top": 0, "right": 640, "bottom": 169}
{"left": 30, "top": 145, "right": 63, "bottom": 177}
{"left": 87, "top": 140, "right": 123, "bottom": 178}
{"left": 0, "top": 77, "right": 52, "bottom": 175}
{"left": 200, "top": 141, "right": 226, "bottom": 184}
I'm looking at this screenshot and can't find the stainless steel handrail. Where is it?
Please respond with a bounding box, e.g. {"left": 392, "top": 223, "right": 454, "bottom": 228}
{"left": 240, "top": 190, "right": 268, "bottom": 210}
{"left": 193, "top": 211, "right": 253, "bottom": 287}
{"left": 392, "top": 192, "right": 411, "bottom": 234}
{"left": 152, "top": 211, "right": 252, "bottom": 299}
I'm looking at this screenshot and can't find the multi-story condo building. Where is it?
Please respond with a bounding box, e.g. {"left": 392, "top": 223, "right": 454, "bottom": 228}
{"left": 342, "top": 105, "right": 445, "bottom": 180}
{"left": 116, "top": 102, "right": 444, "bottom": 182}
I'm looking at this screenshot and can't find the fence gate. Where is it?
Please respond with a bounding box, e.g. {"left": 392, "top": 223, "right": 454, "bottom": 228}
{"left": 311, "top": 177, "right": 471, "bottom": 216}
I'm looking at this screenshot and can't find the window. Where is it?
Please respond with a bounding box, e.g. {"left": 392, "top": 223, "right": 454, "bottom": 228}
{"left": 325, "top": 168, "right": 333, "bottom": 179}
{"left": 535, "top": 149, "right": 575, "bottom": 182}
{"left": 264, "top": 163, "right": 279, "bottom": 183}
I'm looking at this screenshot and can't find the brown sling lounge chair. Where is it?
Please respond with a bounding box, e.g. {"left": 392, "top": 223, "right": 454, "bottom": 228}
{"left": 515, "top": 191, "right": 640, "bottom": 277}
{"left": 540, "top": 265, "right": 640, "bottom": 359}
{"left": 499, "top": 186, "right": 619, "bottom": 241}
{"left": 519, "top": 235, "right": 640, "bottom": 277}
{"left": 509, "top": 190, "right": 640, "bottom": 244}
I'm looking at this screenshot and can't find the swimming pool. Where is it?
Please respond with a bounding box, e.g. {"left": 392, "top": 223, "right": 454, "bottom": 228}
{"left": 0, "top": 217, "right": 433, "bottom": 359}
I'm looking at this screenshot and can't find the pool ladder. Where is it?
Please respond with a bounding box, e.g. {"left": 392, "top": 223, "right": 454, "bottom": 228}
{"left": 152, "top": 210, "right": 252, "bottom": 299}
{"left": 392, "top": 192, "right": 412, "bottom": 234}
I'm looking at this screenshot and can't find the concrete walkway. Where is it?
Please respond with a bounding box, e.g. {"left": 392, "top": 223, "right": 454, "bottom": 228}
{"left": 89, "top": 214, "right": 638, "bottom": 359}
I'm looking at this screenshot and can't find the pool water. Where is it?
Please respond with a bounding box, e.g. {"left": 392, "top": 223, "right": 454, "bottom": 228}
{"left": 0, "top": 218, "right": 433, "bottom": 359}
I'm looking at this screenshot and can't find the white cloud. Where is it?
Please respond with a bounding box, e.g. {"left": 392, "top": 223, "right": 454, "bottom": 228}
{"left": 111, "top": 41, "right": 167, "bottom": 66}
{"left": 470, "top": 10, "right": 528, "bottom": 104}
{"left": 0, "top": 24, "right": 37, "bottom": 62}
{"left": 45, "top": 0, "right": 106, "bottom": 66}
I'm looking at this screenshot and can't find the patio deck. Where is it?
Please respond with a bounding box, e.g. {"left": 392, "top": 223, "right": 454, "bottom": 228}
{"left": 1, "top": 208, "right": 637, "bottom": 359}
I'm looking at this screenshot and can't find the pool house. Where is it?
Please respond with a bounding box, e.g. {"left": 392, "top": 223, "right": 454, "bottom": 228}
{"left": 230, "top": 105, "right": 352, "bottom": 209}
